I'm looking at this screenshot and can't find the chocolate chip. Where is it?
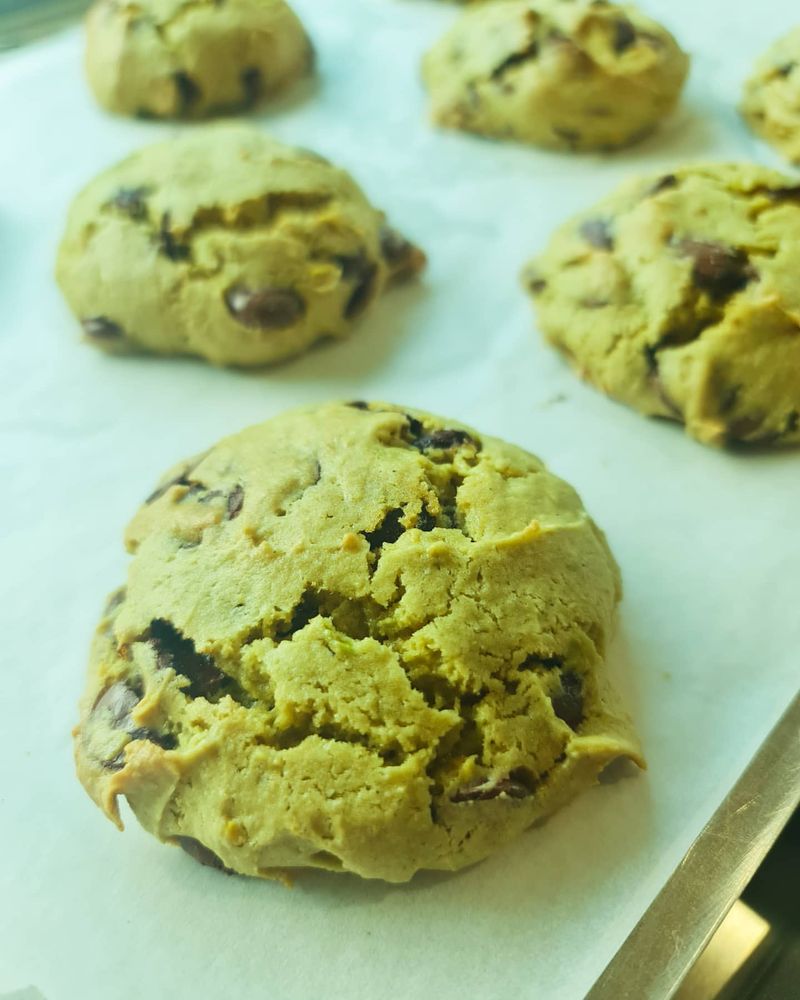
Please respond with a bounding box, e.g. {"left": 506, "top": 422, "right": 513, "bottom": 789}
{"left": 175, "top": 836, "right": 232, "bottom": 873}
{"left": 147, "top": 618, "right": 230, "bottom": 700}
{"left": 92, "top": 681, "right": 142, "bottom": 730}
{"left": 81, "top": 316, "right": 125, "bottom": 341}
{"left": 226, "top": 485, "right": 244, "bottom": 520}
{"left": 490, "top": 42, "right": 540, "bottom": 79}
{"left": 405, "top": 414, "right": 424, "bottom": 439}
{"left": 158, "top": 213, "right": 190, "bottom": 261}
{"left": 677, "top": 240, "right": 756, "bottom": 298}
{"left": 145, "top": 466, "right": 196, "bottom": 504}
{"left": 127, "top": 727, "right": 177, "bottom": 750}
{"left": 224, "top": 285, "right": 306, "bottom": 329}
{"left": 240, "top": 66, "right": 263, "bottom": 108}
{"left": 173, "top": 71, "right": 201, "bottom": 113}
{"left": 275, "top": 590, "right": 320, "bottom": 639}
{"left": 580, "top": 219, "right": 614, "bottom": 250}
{"left": 416, "top": 506, "right": 437, "bottom": 531}
{"left": 612, "top": 18, "right": 636, "bottom": 53}
{"left": 362, "top": 508, "right": 405, "bottom": 550}
{"left": 451, "top": 775, "right": 531, "bottom": 803}
{"left": 108, "top": 186, "right": 150, "bottom": 220}
{"left": 648, "top": 174, "right": 678, "bottom": 196}
{"left": 346, "top": 400, "right": 370, "bottom": 410}
{"left": 414, "top": 428, "right": 477, "bottom": 452}
{"left": 551, "top": 671, "right": 584, "bottom": 729}
{"left": 378, "top": 226, "right": 424, "bottom": 278}
{"left": 340, "top": 254, "right": 378, "bottom": 320}
{"left": 520, "top": 653, "right": 563, "bottom": 670}
{"left": 776, "top": 62, "right": 796, "bottom": 77}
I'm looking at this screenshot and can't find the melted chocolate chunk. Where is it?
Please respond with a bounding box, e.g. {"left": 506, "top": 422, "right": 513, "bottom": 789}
{"left": 551, "top": 670, "right": 584, "bottom": 729}
{"left": 81, "top": 316, "right": 125, "bottom": 341}
{"left": 612, "top": 18, "right": 637, "bottom": 54}
{"left": 224, "top": 285, "right": 305, "bottom": 329}
{"left": 580, "top": 218, "right": 614, "bottom": 250}
{"left": 451, "top": 775, "right": 531, "bottom": 803}
{"left": 362, "top": 508, "right": 405, "bottom": 550}
{"left": 158, "top": 213, "right": 190, "bottom": 261}
{"left": 108, "top": 186, "right": 150, "bottom": 220}
{"left": 413, "top": 428, "right": 477, "bottom": 452}
{"left": 226, "top": 485, "right": 244, "bottom": 520}
{"left": 490, "top": 42, "right": 540, "bottom": 79}
{"left": 175, "top": 836, "right": 232, "bottom": 873}
{"left": 173, "top": 71, "right": 201, "bottom": 113}
{"left": 148, "top": 618, "right": 229, "bottom": 699}
{"left": 678, "top": 240, "right": 756, "bottom": 298}
{"left": 240, "top": 66, "right": 263, "bottom": 108}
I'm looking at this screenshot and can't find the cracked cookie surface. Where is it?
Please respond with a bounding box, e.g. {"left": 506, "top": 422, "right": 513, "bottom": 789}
{"left": 523, "top": 163, "right": 800, "bottom": 447}
{"left": 85, "top": 0, "right": 313, "bottom": 119}
{"left": 56, "top": 126, "right": 425, "bottom": 367}
{"left": 74, "top": 401, "right": 643, "bottom": 883}
{"left": 741, "top": 28, "right": 800, "bottom": 165}
{"left": 422, "top": 0, "right": 688, "bottom": 151}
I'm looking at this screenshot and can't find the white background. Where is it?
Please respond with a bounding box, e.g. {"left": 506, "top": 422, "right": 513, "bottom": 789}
{"left": 0, "top": 1, "right": 798, "bottom": 998}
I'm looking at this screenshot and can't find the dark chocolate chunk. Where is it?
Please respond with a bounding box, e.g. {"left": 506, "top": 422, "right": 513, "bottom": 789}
{"left": 173, "top": 71, "right": 201, "bottom": 113}
{"left": 362, "top": 508, "right": 405, "bottom": 550}
{"left": 226, "top": 485, "right": 244, "bottom": 520}
{"left": 405, "top": 414, "right": 424, "bottom": 439}
{"left": 240, "top": 66, "right": 263, "bottom": 108}
{"left": 489, "top": 42, "right": 540, "bottom": 80}
{"left": 413, "top": 428, "right": 477, "bottom": 452}
{"left": 580, "top": 218, "right": 614, "bottom": 250}
{"left": 648, "top": 174, "right": 678, "bottom": 196}
{"left": 145, "top": 466, "right": 196, "bottom": 504}
{"left": 677, "top": 240, "right": 756, "bottom": 298}
{"left": 776, "top": 62, "right": 796, "bottom": 78}
{"left": 224, "top": 285, "right": 305, "bottom": 329}
{"left": 92, "top": 680, "right": 142, "bottom": 729}
{"left": 108, "top": 186, "right": 150, "bottom": 220}
{"left": 81, "top": 316, "right": 125, "bottom": 341}
{"left": 551, "top": 670, "right": 584, "bottom": 729}
{"left": 127, "top": 727, "right": 177, "bottom": 750}
{"left": 340, "top": 254, "right": 378, "bottom": 320}
{"left": 276, "top": 590, "right": 320, "bottom": 639}
{"left": 612, "top": 18, "right": 636, "bottom": 54}
{"left": 520, "top": 653, "right": 564, "bottom": 671}
{"left": 346, "top": 400, "right": 370, "bottom": 410}
{"left": 147, "top": 618, "right": 229, "bottom": 699}
{"left": 416, "top": 506, "right": 437, "bottom": 532}
{"left": 526, "top": 273, "right": 547, "bottom": 295}
{"left": 157, "top": 213, "right": 190, "bottom": 261}
{"left": 175, "top": 836, "right": 232, "bottom": 873}
{"left": 451, "top": 775, "right": 531, "bottom": 803}
{"left": 378, "top": 225, "right": 423, "bottom": 277}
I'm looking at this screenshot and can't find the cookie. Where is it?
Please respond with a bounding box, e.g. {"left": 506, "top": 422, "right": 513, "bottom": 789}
{"left": 523, "top": 164, "right": 800, "bottom": 447}
{"left": 422, "top": 0, "right": 689, "bottom": 151}
{"left": 741, "top": 28, "right": 800, "bottom": 165}
{"left": 85, "top": 0, "right": 313, "bottom": 119}
{"left": 56, "top": 127, "right": 425, "bottom": 367}
{"left": 74, "top": 402, "right": 643, "bottom": 883}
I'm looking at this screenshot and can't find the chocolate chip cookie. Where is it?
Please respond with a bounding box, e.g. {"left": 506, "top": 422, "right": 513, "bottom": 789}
{"left": 523, "top": 164, "right": 800, "bottom": 446}
{"left": 56, "top": 126, "right": 425, "bottom": 367}
{"left": 85, "top": 0, "right": 313, "bottom": 119}
{"left": 422, "top": 0, "right": 689, "bottom": 151}
{"left": 741, "top": 28, "right": 800, "bottom": 165}
{"left": 74, "top": 402, "right": 643, "bottom": 883}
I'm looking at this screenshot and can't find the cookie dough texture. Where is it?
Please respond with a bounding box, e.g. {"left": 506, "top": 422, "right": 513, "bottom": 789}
{"left": 74, "top": 402, "right": 643, "bottom": 883}
{"left": 85, "top": 0, "right": 312, "bottom": 119}
{"left": 56, "top": 127, "right": 425, "bottom": 367}
{"left": 524, "top": 164, "right": 800, "bottom": 447}
{"left": 741, "top": 28, "right": 800, "bottom": 165}
{"left": 422, "top": 0, "right": 689, "bottom": 151}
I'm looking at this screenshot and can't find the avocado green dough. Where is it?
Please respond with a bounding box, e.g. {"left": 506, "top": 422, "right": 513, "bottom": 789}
{"left": 56, "top": 126, "right": 425, "bottom": 367}
{"left": 741, "top": 28, "right": 800, "bottom": 165}
{"left": 523, "top": 164, "right": 800, "bottom": 447}
{"left": 422, "top": 0, "right": 689, "bottom": 151}
{"left": 85, "top": 0, "right": 313, "bottom": 119}
{"left": 74, "top": 402, "right": 643, "bottom": 884}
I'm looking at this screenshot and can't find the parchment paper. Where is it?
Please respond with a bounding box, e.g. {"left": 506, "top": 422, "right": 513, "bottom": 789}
{"left": 0, "top": 2, "right": 798, "bottom": 998}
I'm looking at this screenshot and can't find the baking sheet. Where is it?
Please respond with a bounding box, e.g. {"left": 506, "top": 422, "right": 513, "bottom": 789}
{"left": 0, "top": 1, "right": 798, "bottom": 998}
